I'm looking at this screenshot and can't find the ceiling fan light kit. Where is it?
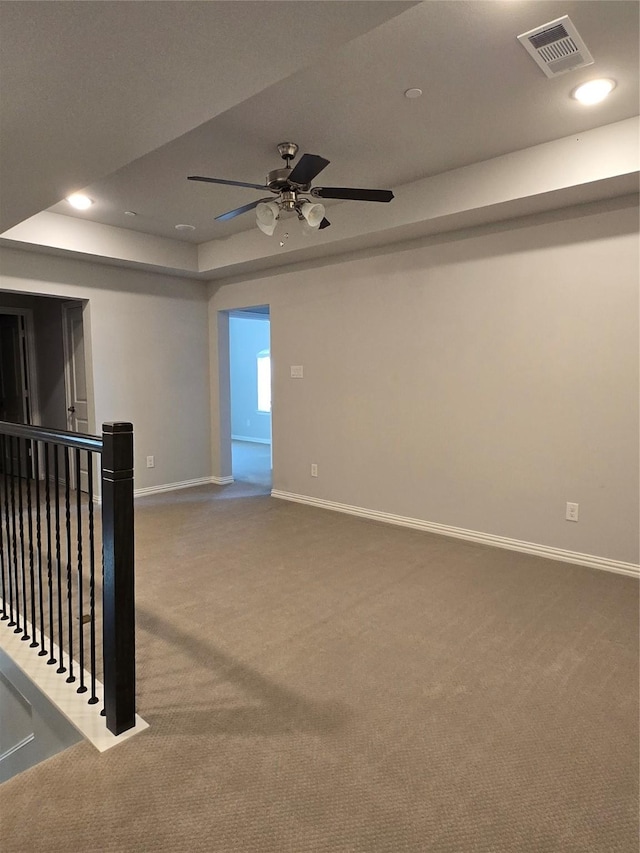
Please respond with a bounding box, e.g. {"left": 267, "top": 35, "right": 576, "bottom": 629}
{"left": 188, "top": 142, "right": 394, "bottom": 237}
{"left": 256, "top": 200, "right": 279, "bottom": 236}
{"left": 300, "top": 201, "right": 325, "bottom": 229}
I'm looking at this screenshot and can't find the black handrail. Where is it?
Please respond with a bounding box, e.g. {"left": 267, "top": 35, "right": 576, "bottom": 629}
{"left": 0, "top": 420, "right": 135, "bottom": 736}
{"left": 0, "top": 421, "right": 102, "bottom": 452}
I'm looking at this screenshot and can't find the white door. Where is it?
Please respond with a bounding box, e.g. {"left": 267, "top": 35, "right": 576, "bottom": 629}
{"left": 62, "top": 302, "right": 89, "bottom": 492}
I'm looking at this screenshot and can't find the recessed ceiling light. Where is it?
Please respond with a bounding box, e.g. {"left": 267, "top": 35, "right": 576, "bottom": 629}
{"left": 124, "top": 210, "right": 137, "bottom": 217}
{"left": 175, "top": 223, "right": 196, "bottom": 232}
{"left": 572, "top": 78, "right": 616, "bottom": 105}
{"left": 66, "top": 193, "right": 93, "bottom": 210}
{"left": 404, "top": 88, "right": 423, "bottom": 99}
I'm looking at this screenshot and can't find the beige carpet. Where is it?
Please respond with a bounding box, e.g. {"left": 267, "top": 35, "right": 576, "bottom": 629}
{"left": 1, "top": 482, "right": 638, "bottom": 852}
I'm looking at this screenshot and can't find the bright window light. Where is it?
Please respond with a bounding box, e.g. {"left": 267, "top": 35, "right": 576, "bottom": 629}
{"left": 66, "top": 193, "right": 93, "bottom": 210}
{"left": 257, "top": 350, "right": 271, "bottom": 413}
{"left": 572, "top": 79, "right": 616, "bottom": 105}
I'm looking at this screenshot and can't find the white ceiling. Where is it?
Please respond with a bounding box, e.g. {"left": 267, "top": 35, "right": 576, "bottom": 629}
{"left": 1, "top": 1, "right": 638, "bottom": 278}
{"left": 0, "top": 1, "right": 415, "bottom": 234}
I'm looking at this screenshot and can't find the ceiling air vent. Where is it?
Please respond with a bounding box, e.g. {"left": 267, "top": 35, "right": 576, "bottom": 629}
{"left": 517, "top": 15, "right": 594, "bottom": 78}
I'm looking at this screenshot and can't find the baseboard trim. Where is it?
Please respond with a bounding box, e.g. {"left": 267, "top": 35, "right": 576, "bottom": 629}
{"left": 271, "top": 490, "right": 639, "bottom": 578}
{"left": 134, "top": 476, "right": 232, "bottom": 497}
{"left": 211, "top": 475, "right": 235, "bottom": 486}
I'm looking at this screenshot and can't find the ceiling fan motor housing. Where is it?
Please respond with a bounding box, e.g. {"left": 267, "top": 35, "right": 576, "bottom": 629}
{"left": 267, "top": 168, "right": 299, "bottom": 190}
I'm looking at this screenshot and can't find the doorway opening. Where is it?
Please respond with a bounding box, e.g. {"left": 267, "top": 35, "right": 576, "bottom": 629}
{"left": 0, "top": 296, "right": 92, "bottom": 488}
{"left": 228, "top": 306, "right": 272, "bottom": 492}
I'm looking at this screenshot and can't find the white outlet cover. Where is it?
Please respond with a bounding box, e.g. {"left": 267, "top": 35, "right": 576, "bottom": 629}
{"left": 566, "top": 502, "right": 579, "bottom": 521}
{"left": 290, "top": 365, "right": 303, "bottom": 378}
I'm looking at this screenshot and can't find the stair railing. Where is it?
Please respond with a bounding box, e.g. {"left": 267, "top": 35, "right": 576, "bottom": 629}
{"left": 0, "top": 421, "right": 135, "bottom": 736}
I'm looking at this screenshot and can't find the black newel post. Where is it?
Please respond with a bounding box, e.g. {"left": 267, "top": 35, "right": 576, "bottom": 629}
{"left": 101, "top": 422, "right": 135, "bottom": 735}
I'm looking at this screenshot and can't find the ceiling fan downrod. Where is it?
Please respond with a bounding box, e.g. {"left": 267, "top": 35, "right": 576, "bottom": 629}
{"left": 267, "top": 142, "right": 301, "bottom": 190}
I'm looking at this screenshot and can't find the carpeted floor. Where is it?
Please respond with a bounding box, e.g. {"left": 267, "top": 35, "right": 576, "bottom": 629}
{"left": 1, "top": 479, "right": 638, "bottom": 852}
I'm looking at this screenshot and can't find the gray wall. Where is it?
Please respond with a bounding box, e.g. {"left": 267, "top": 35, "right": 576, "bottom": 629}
{"left": 0, "top": 249, "right": 211, "bottom": 491}
{"left": 209, "top": 198, "right": 640, "bottom": 565}
{"left": 2, "top": 196, "right": 637, "bottom": 565}
{"left": 229, "top": 315, "right": 271, "bottom": 442}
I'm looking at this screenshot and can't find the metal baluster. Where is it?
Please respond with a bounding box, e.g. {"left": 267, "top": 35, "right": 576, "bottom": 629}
{"left": 75, "top": 448, "right": 86, "bottom": 693}
{"left": 34, "top": 441, "right": 47, "bottom": 655}
{"left": 2, "top": 435, "right": 12, "bottom": 625}
{"left": 87, "top": 456, "right": 98, "bottom": 705}
{"left": 64, "top": 448, "right": 75, "bottom": 683}
{"left": 9, "top": 436, "right": 21, "bottom": 633}
{"left": 16, "top": 438, "right": 30, "bottom": 641}
{"left": 26, "top": 441, "right": 37, "bottom": 647}
{"left": 0, "top": 434, "right": 7, "bottom": 621}
{"left": 45, "top": 443, "right": 56, "bottom": 666}
{"left": 2, "top": 434, "right": 13, "bottom": 625}
{"left": 54, "top": 445, "right": 65, "bottom": 673}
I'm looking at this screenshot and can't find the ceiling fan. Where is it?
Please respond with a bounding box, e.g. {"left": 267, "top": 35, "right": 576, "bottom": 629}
{"left": 188, "top": 142, "right": 394, "bottom": 235}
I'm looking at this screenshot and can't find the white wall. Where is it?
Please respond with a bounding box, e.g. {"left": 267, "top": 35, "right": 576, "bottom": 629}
{"left": 0, "top": 249, "right": 211, "bottom": 490}
{"left": 209, "top": 198, "right": 639, "bottom": 566}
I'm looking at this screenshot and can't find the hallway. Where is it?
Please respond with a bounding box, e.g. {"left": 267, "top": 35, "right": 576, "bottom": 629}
{"left": 232, "top": 439, "right": 271, "bottom": 493}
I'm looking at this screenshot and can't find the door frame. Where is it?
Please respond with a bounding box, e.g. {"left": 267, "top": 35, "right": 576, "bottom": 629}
{"left": 61, "top": 299, "right": 92, "bottom": 492}
{"left": 62, "top": 300, "right": 83, "bottom": 432}
{"left": 218, "top": 305, "right": 273, "bottom": 485}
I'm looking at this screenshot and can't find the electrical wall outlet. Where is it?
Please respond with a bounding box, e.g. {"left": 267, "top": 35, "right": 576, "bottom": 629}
{"left": 311, "top": 463, "right": 318, "bottom": 477}
{"left": 566, "top": 502, "right": 579, "bottom": 522}
{"left": 291, "top": 365, "right": 304, "bottom": 378}
{"left": 146, "top": 455, "right": 155, "bottom": 469}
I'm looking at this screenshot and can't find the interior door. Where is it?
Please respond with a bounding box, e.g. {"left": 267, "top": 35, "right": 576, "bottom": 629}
{"left": 0, "top": 313, "right": 32, "bottom": 477}
{"left": 62, "top": 302, "right": 89, "bottom": 492}
{"left": 0, "top": 314, "right": 28, "bottom": 424}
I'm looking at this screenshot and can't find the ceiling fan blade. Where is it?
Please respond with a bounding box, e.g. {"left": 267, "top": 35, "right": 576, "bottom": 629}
{"left": 312, "top": 187, "right": 394, "bottom": 202}
{"left": 288, "top": 154, "right": 330, "bottom": 186}
{"left": 188, "top": 175, "right": 269, "bottom": 192}
{"left": 318, "top": 217, "right": 331, "bottom": 230}
{"left": 215, "top": 198, "right": 274, "bottom": 222}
